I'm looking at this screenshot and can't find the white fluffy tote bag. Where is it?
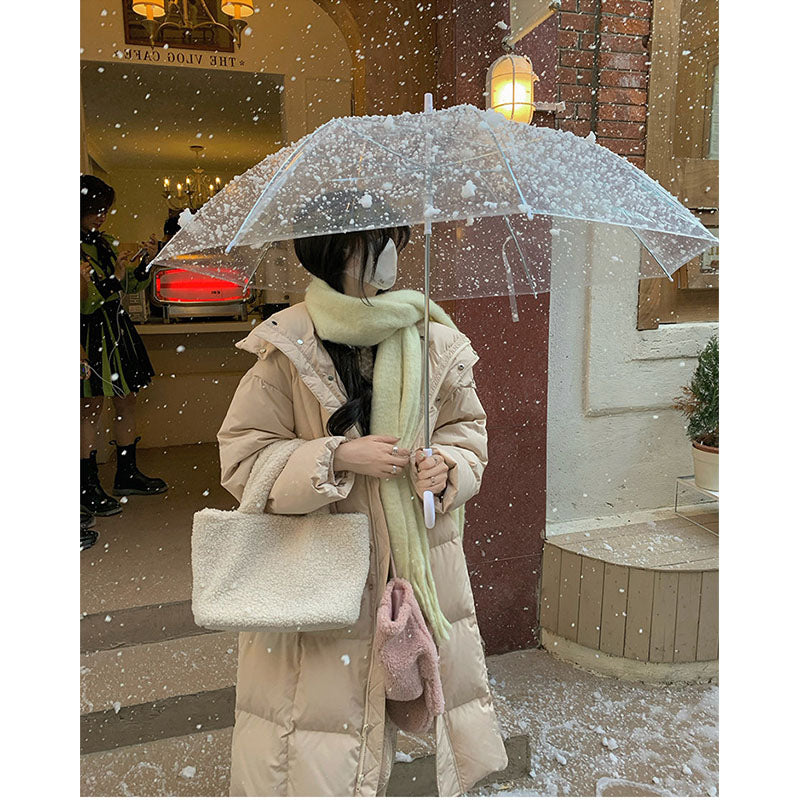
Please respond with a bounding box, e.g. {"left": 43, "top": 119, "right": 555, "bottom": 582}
{"left": 192, "top": 438, "right": 371, "bottom": 632}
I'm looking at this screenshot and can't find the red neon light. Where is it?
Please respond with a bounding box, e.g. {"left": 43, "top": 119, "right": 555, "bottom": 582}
{"left": 155, "top": 269, "right": 247, "bottom": 304}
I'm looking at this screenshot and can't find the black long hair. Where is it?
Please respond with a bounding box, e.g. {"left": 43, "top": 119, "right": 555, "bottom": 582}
{"left": 294, "top": 225, "right": 410, "bottom": 437}
{"left": 80, "top": 175, "right": 117, "bottom": 272}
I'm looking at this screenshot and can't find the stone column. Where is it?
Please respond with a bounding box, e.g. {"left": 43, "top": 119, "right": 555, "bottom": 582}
{"left": 433, "top": 0, "right": 555, "bottom": 654}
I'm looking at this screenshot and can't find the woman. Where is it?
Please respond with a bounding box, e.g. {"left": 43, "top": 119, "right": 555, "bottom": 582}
{"left": 80, "top": 175, "right": 167, "bottom": 516}
{"left": 217, "top": 225, "right": 507, "bottom": 796}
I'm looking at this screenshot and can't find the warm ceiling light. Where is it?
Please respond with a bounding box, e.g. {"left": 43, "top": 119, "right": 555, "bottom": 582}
{"left": 133, "top": 0, "right": 253, "bottom": 48}
{"left": 221, "top": 1, "right": 255, "bottom": 19}
{"left": 132, "top": 1, "right": 166, "bottom": 20}
{"left": 486, "top": 53, "right": 539, "bottom": 124}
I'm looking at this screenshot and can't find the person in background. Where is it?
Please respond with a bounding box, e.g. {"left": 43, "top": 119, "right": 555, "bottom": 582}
{"left": 80, "top": 340, "right": 99, "bottom": 551}
{"left": 81, "top": 509, "right": 99, "bottom": 551}
{"left": 162, "top": 214, "right": 181, "bottom": 246}
{"left": 80, "top": 175, "right": 168, "bottom": 516}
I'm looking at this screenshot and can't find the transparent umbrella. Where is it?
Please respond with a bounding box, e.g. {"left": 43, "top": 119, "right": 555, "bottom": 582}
{"left": 154, "top": 95, "right": 717, "bottom": 526}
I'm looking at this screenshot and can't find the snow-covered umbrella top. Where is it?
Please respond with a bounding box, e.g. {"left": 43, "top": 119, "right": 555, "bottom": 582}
{"left": 154, "top": 103, "right": 717, "bottom": 299}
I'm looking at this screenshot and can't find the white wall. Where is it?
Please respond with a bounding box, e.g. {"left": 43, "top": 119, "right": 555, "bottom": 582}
{"left": 81, "top": 0, "right": 353, "bottom": 242}
{"left": 80, "top": 0, "right": 352, "bottom": 144}
{"left": 546, "top": 222, "right": 717, "bottom": 525}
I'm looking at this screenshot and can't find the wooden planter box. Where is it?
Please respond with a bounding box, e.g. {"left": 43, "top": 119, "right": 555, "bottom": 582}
{"left": 540, "top": 514, "right": 718, "bottom": 683}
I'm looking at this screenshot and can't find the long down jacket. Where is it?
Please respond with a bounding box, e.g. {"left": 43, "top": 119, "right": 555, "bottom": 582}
{"left": 217, "top": 301, "right": 507, "bottom": 796}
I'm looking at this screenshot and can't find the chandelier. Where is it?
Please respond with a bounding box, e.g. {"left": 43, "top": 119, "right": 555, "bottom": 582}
{"left": 162, "top": 146, "right": 223, "bottom": 212}
{"left": 132, "top": 1, "right": 255, "bottom": 49}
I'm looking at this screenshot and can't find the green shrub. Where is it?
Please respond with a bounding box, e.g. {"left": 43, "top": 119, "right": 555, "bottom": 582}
{"left": 673, "top": 335, "right": 719, "bottom": 448}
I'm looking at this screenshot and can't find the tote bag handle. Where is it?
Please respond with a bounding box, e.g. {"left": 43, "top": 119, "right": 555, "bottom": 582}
{"left": 238, "top": 438, "right": 304, "bottom": 515}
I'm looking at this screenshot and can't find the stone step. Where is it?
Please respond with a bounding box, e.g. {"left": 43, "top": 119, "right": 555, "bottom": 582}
{"left": 82, "top": 686, "right": 235, "bottom": 756}
{"left": 81, "top": 619, "right": 530, "bottom": 794}
{"left": 81, "top": 623, "right": 237, "bottom": 753}
{"left": 81, "top": 727, "right": 233, "bottom": 796}
{"left": 81, "top": 443, "right": 230, "bottom": 617}
{"left": 81, "top": 645, "right": 718, "bottom": 797}
{"left": 81, "top": 629, "right": 237, "bottom": 716}
{"left": 80, "top": 723, "right": 530, "bottom": 797}
{"left": 390, "top": 734, "right": 530, "bottom": 797}
{"left": 81, "top": 599, "right": 203, "bottom": 654}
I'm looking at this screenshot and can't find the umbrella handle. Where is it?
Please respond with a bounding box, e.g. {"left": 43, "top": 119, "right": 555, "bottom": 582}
{"left": 422, "top": 447, "right": 436, "bottom": 529}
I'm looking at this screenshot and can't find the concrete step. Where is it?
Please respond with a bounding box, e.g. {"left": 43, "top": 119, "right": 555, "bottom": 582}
{"left": 390, "top": 734, "right": 530, "bottom": 796}
{"left": 80, "top": 723, "right": 530, "bottom": 797}
{"left": 81, "top": 727, "right": 233, "bottom": 796}
{"left": 80, "top": 614, "right": 530, "bottom": 795}
{"left": 81, "top": 628, "right": 238, "bottom": 756}
{"left": 81, "top": 630, "right": 237, "bottom": 716}
{"left": 80, "top": 610, "right": 530, "bottom": 795}
{"left": 81, "top": 640, "right": 718, "bottom": 796}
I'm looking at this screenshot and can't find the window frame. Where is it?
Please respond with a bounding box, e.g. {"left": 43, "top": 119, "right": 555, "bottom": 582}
{"left": 637, "top": 0, "right": 719, "bottom": 331}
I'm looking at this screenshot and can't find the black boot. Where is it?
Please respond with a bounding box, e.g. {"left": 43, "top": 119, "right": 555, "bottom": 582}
{"left": 112, "top": 437, "right": 168, "bottom": 496}
{"left": 81, "top": 450, "right": 123, "bottom": 516}
{"left": 80, "top": 509, "right": 99, "bottom": 551}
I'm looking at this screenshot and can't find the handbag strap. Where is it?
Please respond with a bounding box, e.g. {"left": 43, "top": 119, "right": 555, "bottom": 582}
{"left": 238, "top": 438, "right": 305, "bottom": 514}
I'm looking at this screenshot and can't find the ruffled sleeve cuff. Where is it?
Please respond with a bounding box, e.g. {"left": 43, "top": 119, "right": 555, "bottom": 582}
{"left": 312, "top": 435, "right": 356, "bottom": 500}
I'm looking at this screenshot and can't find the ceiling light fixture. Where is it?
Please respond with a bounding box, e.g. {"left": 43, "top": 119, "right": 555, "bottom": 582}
{"left": 132, "top": 0, "right": 254, "bottom": 49}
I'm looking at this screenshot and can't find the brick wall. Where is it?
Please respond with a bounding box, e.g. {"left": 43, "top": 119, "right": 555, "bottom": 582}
{"left": 555, "top": 0, "right": 652, "bottom": 169}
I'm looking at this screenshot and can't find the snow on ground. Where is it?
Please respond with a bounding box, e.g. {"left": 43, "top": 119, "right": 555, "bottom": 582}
{"left": 467, "top": 649, "right": 718, "bottom": 797}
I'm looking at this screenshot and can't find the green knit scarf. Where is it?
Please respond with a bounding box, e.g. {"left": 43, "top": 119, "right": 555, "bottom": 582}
{"left": 305, "top": 275, "right": 464, "bottom": 643}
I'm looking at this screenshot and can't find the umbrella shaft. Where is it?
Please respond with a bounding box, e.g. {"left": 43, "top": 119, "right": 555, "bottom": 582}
{"left": 424, "top": 230, "right": 431, "bottom": 449}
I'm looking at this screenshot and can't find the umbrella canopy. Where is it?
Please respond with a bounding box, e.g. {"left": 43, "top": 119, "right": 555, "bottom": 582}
{"left": 154, "top": 103, "right": 717, "bottom": 305}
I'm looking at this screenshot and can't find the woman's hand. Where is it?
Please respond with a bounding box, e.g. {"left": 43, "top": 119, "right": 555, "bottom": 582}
{"left": 115, "top": 250, "right": 133, "bottom": 280}
{"left": 141, "top": 235, "right": 159, "bottom": 261}
{"left": 333, "top": 435, "right": 410, "bottom": 479}
{"left": 411, "top": 449, "right": 449, "bottom": 499}
{"left": 80, "top": 260, "right": 92, "bottom": 301}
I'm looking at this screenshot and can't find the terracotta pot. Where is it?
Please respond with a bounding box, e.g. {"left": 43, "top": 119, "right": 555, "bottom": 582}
{"left": 692, "top": 442, "right": 719, "bottom": 492}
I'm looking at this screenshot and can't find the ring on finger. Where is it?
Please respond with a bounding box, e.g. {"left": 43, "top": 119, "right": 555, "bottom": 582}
{"left": 391, "top": 464, "right": 397, "bottom": 474}
{"left": 392, "top": 445, "right": 399, "bottom": 455}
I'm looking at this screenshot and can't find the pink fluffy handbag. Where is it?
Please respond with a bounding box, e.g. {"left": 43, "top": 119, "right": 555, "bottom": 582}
{"left": 375, "top": 551, "right": 445, "bottom": 733}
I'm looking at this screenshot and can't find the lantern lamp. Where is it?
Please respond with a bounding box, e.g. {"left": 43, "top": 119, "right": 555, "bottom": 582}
{"left": 221, "top": 0, "right": 254, "bottom": 46}
{"left": 132, "top": 0, "right": 165, "bottom": 45}
{"left": 132, "top": 1, "right": 166, "bottom": 20}
{"left": 486, "top": 53, "right": 539, "bottom": 124}
{"left": 221, "top": 1, "right": 255, "bottom": 19}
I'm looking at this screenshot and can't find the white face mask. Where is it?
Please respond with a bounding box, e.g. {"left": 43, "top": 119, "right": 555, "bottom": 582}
{"left": 344, "top": 238, "right": 398, "bottom": 291}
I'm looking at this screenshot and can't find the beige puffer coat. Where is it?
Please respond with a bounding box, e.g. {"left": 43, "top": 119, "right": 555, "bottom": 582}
{"left": 217, "top": 301, "right": 507, "bottom": 796}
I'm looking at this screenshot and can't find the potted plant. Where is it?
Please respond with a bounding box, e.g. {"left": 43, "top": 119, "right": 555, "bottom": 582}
{"left": 673, "top": 335, "right": 719, "bottom": 491}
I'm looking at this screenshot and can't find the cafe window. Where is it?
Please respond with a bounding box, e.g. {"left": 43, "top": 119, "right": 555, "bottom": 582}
{"left": 637, "top": 0, "right": 719, "bottom": 330}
